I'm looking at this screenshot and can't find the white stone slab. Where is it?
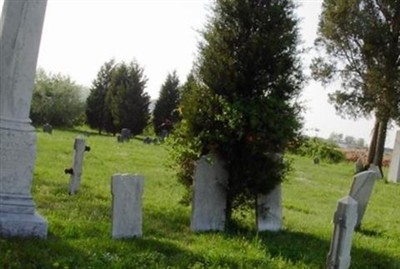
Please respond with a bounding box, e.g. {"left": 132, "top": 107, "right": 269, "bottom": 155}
{"left": 256, "top": 184, "right": 282, "bottom": 232}
{"left": 348, "top": 170, "right": 377, "bottom": 229}
{"left": 191, "top": 154, "right": 228, "bottom": 232}
{"left": 111, "top": 174, "right": 143, "bottom": 238}
{"left": 0, "top": 0, "right": 48, "bottom": 238}
{"left": 68, "top": 137, "right": 88, "bottom": 195}
{"left": 388, "top": 130, "right": 400, "bottom": 183}
{"left": 326, "top": 196, "right": 358, "bottom": 269}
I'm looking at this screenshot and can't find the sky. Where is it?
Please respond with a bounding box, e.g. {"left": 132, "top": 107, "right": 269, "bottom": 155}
{"left": 0, "top": 0, "right": 398, "bottom": 147}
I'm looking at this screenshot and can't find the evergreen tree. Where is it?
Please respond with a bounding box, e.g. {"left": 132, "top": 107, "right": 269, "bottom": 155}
{"left": 153, "top": 71, "right": 180, "bottom": 135}
{"left": 86, "top": 59, "right": 115, "bottom": 134}
{"left": 171, "top": 0, "right": 304, "bottom": 216}
{"left": 106, "top": 61, "right": 150, "bottom": 135}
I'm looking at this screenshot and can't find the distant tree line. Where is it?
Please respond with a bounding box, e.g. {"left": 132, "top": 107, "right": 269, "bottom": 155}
{"left": 327, "top": 132, "right": 366, "bottom": 149}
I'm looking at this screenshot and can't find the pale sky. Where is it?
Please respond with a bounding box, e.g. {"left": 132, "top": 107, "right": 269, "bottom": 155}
{"left": 0, "top": 0, "right": 398, "bottom": 147}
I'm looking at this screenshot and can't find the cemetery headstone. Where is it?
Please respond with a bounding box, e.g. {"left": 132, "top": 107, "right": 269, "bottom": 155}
{"left": 121, "top": 128, "right": 131, "bottom": 142}
{"left": 326, "top": 196, "right": 358, "bottom": 269}
{"left": 67, "top": 137, "right": 90, "bottom": 195}
{"left": 348, "top": 170, "right": 377, "bottom": 230}
{"left": 191, "top": 153, "right": 228, "bottom": 232}
{"left": 42, "top": 123, "right": 52, "bottom": 134}
{"left": 388, "top": 130, "right": 400, "bottom": 183}
{"left": 256, "top": 184, "right": 282, "bottom": 232}
{"left": 111, "top": 174, "right": 143, "bottom": 238}
{"left": 0, "top": 0, "right": 48, "bottom": 238}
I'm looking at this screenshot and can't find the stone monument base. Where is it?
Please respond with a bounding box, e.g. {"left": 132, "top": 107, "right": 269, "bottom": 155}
{"left": 0, "top": 212, "right": 47, "bottom": 238}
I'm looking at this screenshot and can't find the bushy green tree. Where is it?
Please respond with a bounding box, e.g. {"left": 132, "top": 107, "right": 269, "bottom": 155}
{"left": 30, "top": 68, "right": 85, "bottom": 127}
{"left": 311, "top": 0, "right": 400, "bottom": 167}
{"left": 153, "top": 71, "right": 180, "bottom": 135}
{"left": 86, "top": 59, "right": 115, "bottom": 134}
{"left": 170, "top": 0, "right": 304, "bottom": 216}
{"left": 106, "top": 61, "right": 150, "bottom": 135}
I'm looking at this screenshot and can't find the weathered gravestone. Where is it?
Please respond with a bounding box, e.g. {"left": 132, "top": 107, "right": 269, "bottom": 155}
{"left": 326, "top": 196, "right": 358, "bottom": 269}
{"left": 348, "top": 170, "right": 377, "bottom": 230}
{"left": 191, "top": 154, "right": 228, "bottom": 232}
{"left": 111, "top": 174, "right": 143, "bottom": 238}
{"left": 0, "top": 0, "right": 48, "bottom": 238}
{"left": 388, "top": 130, "right": 400, "bottom": 183}
{"left": 42, "top": 123, "right": 52, "bottom": 134}
{"left": 256, "top": 184, "right": 282, "bottom": 232}
{"left": 121, "top": 128, "right": 131, "bottom": 142}
{"left": 66, "top": 137, "right": 90, "bottom": 195}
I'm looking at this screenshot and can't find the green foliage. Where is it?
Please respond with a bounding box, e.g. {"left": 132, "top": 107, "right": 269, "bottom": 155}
{"left": 1, "top": 128, "right": 399, "bottom": 269}
{"left": 86, "top": 59, "right": 116, "bottom": 134}
{"left": 106, "top": 61, "right": 150, "bottom": 135}
{"left": 153, "top": 71, "right": 181, "bottom": 135}
{"left": 311, "top": 0, "right": 400, "bottom": 123}
{"left": 293, "top": 137, "right": 345, "bottom": 164}
{"left": 170, "top": 0, "right": 304, "bottom": 212}
{"left": 30, "top": 68, "right": 85, "bottom": 127}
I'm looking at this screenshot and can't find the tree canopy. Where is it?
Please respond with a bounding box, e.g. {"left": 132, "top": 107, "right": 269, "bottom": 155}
{"left": 31, "top": 68, "right": 85, "bottom": 127}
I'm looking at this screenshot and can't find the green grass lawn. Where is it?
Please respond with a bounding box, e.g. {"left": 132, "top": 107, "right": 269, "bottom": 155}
{"left": 1, "top": 128, "right": 399, "bottom": 269}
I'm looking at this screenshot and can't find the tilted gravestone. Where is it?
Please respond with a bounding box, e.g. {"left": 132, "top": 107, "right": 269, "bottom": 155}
{"left": 111, "top": 174, "right": 143, "bottom": 238}
{"left": 388, "top": 130, "right": 400, "bottom": 183}
{"left": 0, "top": 0, "right": 48, "bottom": 238}
{"left": 66, "top": 137, "right": 90, "bottom": 195}
{"left": 256, "top": 184, "right": 282, "bottom": 232}
{"left": 348, "top": 170, "right": 378, "bottom": 230}
{"left": 326, "top": 196, "right": 358, "bottom": 269}
{"left": 191, "top": 153, "right": 228, "bottom": 232}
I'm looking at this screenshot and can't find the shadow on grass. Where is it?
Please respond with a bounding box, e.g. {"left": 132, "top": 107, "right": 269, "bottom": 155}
{"left": 254, "top": 230, "right": 398, "bottom": 269}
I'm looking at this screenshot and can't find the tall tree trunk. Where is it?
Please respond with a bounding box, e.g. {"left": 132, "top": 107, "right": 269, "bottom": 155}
{"left": 367, "top": 118, "right": 380, "bottom": 165}
{"left": 373, "top": 117, "right": 389, "bottom": 172}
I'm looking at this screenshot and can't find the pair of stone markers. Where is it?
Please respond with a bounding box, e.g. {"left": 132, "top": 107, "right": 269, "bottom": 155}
{"left": 326, "top": 169, "right": 379, "bottom": 269}
{"left": 191, "top": 153, "right": 282, "bottom": 232}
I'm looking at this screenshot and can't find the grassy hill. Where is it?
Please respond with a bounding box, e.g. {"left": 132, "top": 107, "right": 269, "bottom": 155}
{"left": 1, "top": 128, "right": 399, "bottom": 269}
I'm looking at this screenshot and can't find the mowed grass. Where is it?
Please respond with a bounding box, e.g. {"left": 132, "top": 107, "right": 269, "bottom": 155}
{"left": 1, "top": 128, "right": 399, "bottom": 269}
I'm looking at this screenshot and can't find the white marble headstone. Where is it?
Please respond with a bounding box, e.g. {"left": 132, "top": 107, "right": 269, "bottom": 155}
{"left": 348, "top": 170, "right": 377, "bottom": 229}
{"left": 388, "top": 130, "right": 400, "bottom": 183}
{"left": 256, "top": 184, "right": 282, "bottom": 232}
{"left": 111, "top": 174, "right": 143, "bottom": 238}
{"left": 191, "top": 153, "right": 228, "bottom": 232}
